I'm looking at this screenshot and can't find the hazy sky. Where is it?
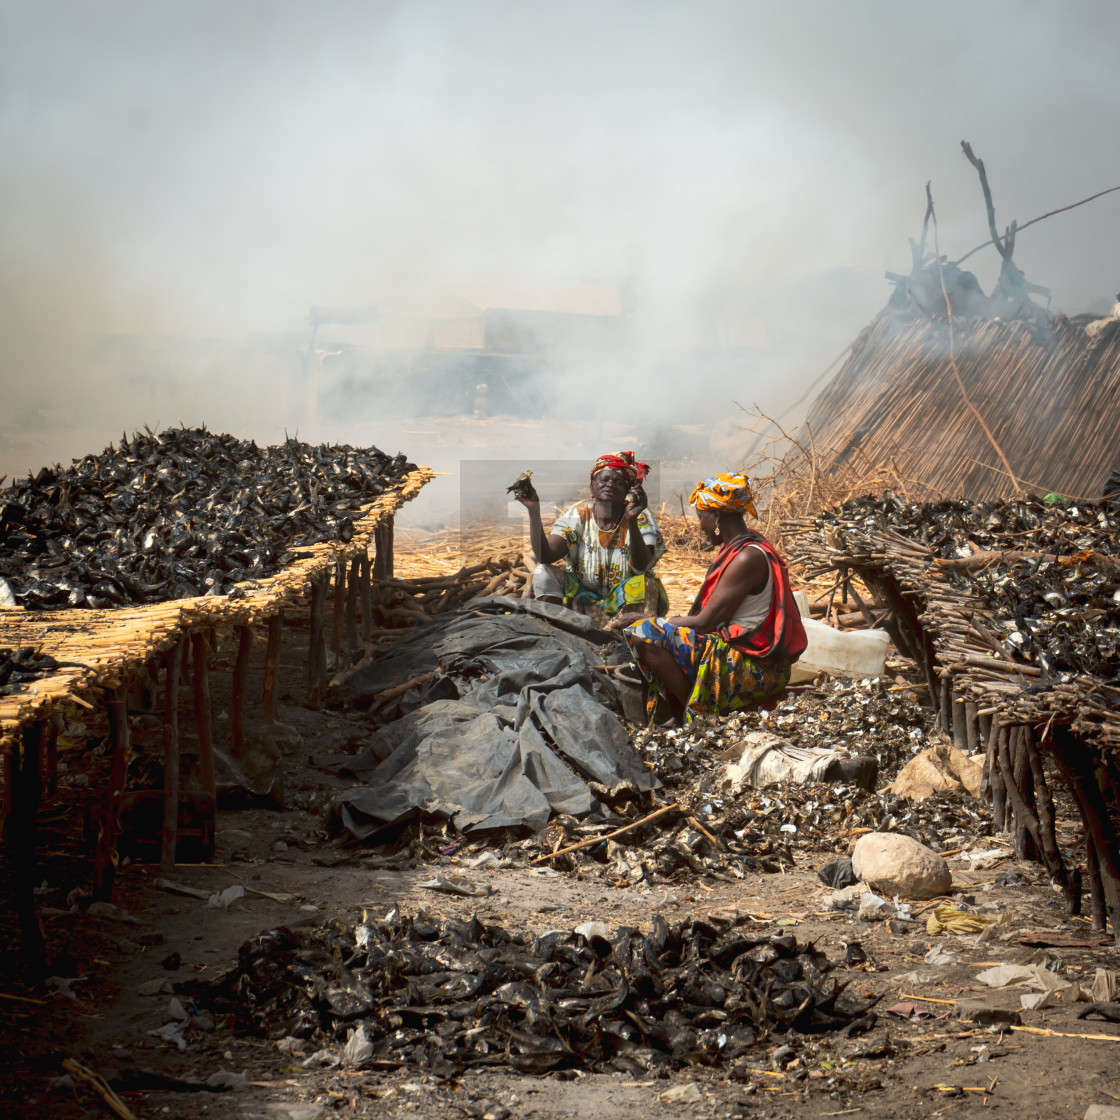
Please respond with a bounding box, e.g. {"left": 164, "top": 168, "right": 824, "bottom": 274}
{"left": 3, "top": 0, "right": 1120, "bottom": 482}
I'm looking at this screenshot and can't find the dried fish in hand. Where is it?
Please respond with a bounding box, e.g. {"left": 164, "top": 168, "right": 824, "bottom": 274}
{"left": 505, "top": 470, "right": 535, "bottom": 500}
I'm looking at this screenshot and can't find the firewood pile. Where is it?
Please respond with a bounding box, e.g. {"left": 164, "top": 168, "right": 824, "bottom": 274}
{"left": 375, "top": 556, "right": 533, "bottom": 623}
{"left": 784, "top": 493, "right": 1120, "bottom": 944}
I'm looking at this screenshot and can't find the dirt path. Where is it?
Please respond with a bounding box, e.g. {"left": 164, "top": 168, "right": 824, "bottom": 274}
{"left": 3, "top": 602, "right": 1119, "bottom": 1120}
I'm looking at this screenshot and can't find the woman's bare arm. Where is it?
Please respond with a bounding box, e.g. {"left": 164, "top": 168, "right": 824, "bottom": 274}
{"left": 665, "top": 547, "right": 767, "bottom": 633}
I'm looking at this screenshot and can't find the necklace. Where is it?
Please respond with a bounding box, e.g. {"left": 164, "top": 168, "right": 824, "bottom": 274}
{"left": 593, "top": 503, "right": 622, "bottom": 532}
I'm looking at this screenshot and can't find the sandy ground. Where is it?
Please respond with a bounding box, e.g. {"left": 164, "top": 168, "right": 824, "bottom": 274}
{"left": 3, "top": 604, "right": 1120, "bottom": 1120}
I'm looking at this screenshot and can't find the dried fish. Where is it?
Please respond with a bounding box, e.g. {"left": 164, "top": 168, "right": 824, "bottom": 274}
{"left": 190, "top": 908, "right": 877, "bottom": 1073}
{"left": 505, "top": 470, "right": 535, "bottom": 500}
{"left": 0, "top": 426, "right": 415, "bottom": 609}
{"left": 0, "top": 645, "right": 67, "bottom": 695}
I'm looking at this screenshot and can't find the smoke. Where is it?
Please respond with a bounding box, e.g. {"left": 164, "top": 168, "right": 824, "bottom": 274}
{"left": 3, "top": 0, "right": 1120, "bottom": 509}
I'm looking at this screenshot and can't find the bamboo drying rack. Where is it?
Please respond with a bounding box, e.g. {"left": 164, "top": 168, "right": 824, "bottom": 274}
{"left": 0, "top": 466, "right": 433, "bottom": 974}
{"left": 0, "top": 466, "right": 434, "bottom": 742}
{"left": 785, "top": 513, "right": 1120, "bottom": 944}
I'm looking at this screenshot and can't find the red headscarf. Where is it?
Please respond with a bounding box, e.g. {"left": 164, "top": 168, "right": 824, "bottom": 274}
{"left": 591, "top": 451, "right": 649, "bottom": 486}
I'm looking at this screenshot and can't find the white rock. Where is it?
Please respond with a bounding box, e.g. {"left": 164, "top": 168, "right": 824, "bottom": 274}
{"left": 851, "top": 832, "right": 952, "bottom": 900}
{"left": 1085, "top": 1106, "right": 1120, "bottom": 1120}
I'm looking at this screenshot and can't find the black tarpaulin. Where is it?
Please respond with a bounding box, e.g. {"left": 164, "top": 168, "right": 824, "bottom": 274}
{"left": 329, "top": 597, "right": 658, "bottom": 838}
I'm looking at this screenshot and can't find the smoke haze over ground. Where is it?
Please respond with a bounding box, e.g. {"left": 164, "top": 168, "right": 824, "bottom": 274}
{"left": 3, "top": 1, "right": 1120, "bottom": 521}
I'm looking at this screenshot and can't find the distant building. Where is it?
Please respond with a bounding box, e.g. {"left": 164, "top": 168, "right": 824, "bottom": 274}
{"left": 312, "top": 282, "right": 628, "bottom": 421}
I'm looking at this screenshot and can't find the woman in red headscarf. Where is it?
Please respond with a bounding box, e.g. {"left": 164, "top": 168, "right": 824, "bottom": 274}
{"left": 514, "top": 451, "right": 669, "bottom": 617}
{"left": 624, "top": 472, "right": 806, "bottom": 723}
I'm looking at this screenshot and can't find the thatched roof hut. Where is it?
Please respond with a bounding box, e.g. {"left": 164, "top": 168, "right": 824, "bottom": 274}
{"left": 803, "top": 304, "right": 1120, "bottom": 502}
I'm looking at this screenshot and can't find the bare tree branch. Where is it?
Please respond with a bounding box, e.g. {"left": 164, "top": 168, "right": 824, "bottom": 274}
{"left": 961, "top": 140, "right": 1011, "bottom": 262}
{"left": 954, "top": 183, "right": 1120, "bottom": 267}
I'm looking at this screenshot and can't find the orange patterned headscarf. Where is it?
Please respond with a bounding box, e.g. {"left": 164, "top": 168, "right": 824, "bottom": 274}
{"left": 591, "top": 451, "right": 649, "bottom": 485}
{"left": 689, "top": 472, "right": 757, "bottom": 518}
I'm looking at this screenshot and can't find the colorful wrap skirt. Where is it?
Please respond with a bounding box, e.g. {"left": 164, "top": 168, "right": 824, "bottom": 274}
{"left": 624, "top": 617, "right": 790, "bottom": 719}
{"left": 565, "top": 571, "right": 669, "bottom": 616}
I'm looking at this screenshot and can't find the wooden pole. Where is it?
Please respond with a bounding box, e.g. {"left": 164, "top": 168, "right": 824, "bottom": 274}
{"left": 360, "top": 554, "right": 373, "bottom": 643}
{"left": 191, "top": 631, "right": 215, "bottom": 861}
{"left": 978, "top": 711, "right": 993, "bottom": 757}
{"left": 308, "top": 574, "right": 328, "bottom": 707}
{"left": 373, "top": 514, "right": 394, "bottom": 579}
{"left": 1054, "top": 728, "right": 1120, "bottom": 943}
{"left": 9, "top": 723, "right": 46, "bottom": 976}
{"left": 532, "top": 802, "right": 681, "bottom": 863}
{"left": 986, "top": 716, "right": 1006, "bottom": 826}
{"left": 998, "top": 726, "right": 1042, "bottom": 867}
{"left": 951, "top": 690, "right": 968, "bottom": 750}
{"left": 939, "top": 674, "right": 952, "bottom": 734}
{"left": 996, "top": 727, "right": 1012, "bottom": 830}
{"left": 1022, "top": 726, "right": 1077, "bottom": 913}
{"left": 41, "top": 714, "right": 60, "bottom": 799}
{"left": 331, "top": 556, "right": 346, "bottom": 665}
{"left": 965, "top": 700, "right": 980, "bottom": 751}
{"left": 160, "top": 637, "right": 184, "bottom": 873}
{"left": 1009, "top": 726, "right": 1037, "bottom": 862}
{"left": 95, "top": 688, "right": 132, "bottom": 899}
{"left": 345, "top": 556, "right": 361, "bottom": 651}
{"left": 1087, "top": 835, "right": 1107, "bottom": 931}
{"left": 260, "top": 611, "right": 283, "bottom": 725}
{"left": 231, "top": 625, "right": 252, "bottom": 757}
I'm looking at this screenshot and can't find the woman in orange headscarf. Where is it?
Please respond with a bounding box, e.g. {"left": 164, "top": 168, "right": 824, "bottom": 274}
{"left": 624, "top": 472, "right": 806, "bottom": 722}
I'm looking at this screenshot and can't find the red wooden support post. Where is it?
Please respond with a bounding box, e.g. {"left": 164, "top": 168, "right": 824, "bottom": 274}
{"left": 345, "top": 556, "right": 361, "bottom": 651}
{"left": 41, "top": 714, "right": 60, "bottom": 799}
{"left": 94, "top": 687, "right": 132, "bottom": 899}
{"left": 191, "top": 632, "right": 216, "bottom": 861}
{"left": 231, "top": 625, "right": 252, "bottom": 756}
{"left": 373, "top": 515, "right": 394, "bottom": 579}
{"left": 331, "top": 557, "right": 346, "bottom": 665}
{"left": 359, "top": 554, "right": 373, "bottom": 643}
{"left": 308, "top": 575, "right": 328, "bottom": 707}
{"left": 160, "top": 638, "right": 184, "bottom": 873}
{"left": 9, "top": 723, "right": 46, "bottom": 976}
{"left": 260, "top": 611, "right": 283, "bottom": 725}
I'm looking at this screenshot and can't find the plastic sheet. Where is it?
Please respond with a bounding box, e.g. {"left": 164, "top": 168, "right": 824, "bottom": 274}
{"left": 330, "top": 598, "right": 658, "bottom": 838}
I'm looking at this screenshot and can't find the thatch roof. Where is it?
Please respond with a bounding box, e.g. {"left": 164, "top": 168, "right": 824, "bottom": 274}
{"left": 803, "top": 307, "right": 1120, "bottom": 502}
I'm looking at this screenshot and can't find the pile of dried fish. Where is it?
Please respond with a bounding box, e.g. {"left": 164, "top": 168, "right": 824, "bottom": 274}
{"left": 0, "top": 426, "right": 415, "bottom": 608}
{"left": 0, "top": 645, "right": 66, "bottom": 695}
{"left": 395, "top": 679, "right": 981, "bottom": 884}
{"left": 786, "top": 495, "right": 1120, "bottom": 739}
{"left": 194, "top": 909, "right": 876, "bottom": 1074}
{"left": 805, "top": 494, "right": 1120, "bottom": 680}
{"left": 641, "top": 680, "right": 931, "bottom": 790}
{"left": 524, "top": 787, "right": 987, "bottom": 889}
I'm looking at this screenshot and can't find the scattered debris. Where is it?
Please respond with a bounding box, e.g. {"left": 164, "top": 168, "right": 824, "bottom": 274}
{"left": 926, "top": 905, "right": 992, "bottom": 936}
{"left": 418, "top": 872, "right": 492, "bottom": 898}
{"left": 886, "top": 739, "right": 982, "bottom": 800}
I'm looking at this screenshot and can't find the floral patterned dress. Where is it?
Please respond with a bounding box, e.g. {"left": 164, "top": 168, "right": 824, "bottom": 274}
{"left": 550, "top": 501, "right": 668, "bottom": 614}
